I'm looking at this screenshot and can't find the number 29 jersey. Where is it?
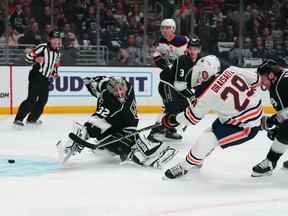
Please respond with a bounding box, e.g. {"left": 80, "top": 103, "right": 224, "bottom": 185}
{"left": 178, "top": 66, "right": 263, "bottom": 128}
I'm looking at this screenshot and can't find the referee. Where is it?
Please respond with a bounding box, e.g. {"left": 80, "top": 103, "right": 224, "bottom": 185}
{"left": 13, "top": 30, "right": 61, "bottom": 126}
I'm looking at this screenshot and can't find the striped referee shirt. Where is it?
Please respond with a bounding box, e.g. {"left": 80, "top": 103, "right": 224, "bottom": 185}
{"left": 25, "top": 43, "right": 61, "bottom": 78}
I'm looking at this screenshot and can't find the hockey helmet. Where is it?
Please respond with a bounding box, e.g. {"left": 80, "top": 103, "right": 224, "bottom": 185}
{"left": 160, "top": 19, "right": 176, "bottom": 32}
{"left": 49, "top": 30, "right": 61, "bottom": 39}
{"left": 187, "top": 35, "right": 201, "bottom": 48}
{"left": 191, "top": 55, "right": 221, "bottom": 87}
{"left": 107, "top": 77, "right": 128, "bottom": 103}
{"left": 257, "top": 59, "right": 278, "bottom": 75}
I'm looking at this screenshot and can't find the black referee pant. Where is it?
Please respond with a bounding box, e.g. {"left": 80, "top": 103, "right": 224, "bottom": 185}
{"left": 15, "top": 69, "right": 49, "bottom": 123}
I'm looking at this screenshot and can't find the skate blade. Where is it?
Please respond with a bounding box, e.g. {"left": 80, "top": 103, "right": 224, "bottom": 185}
{"left": 251, "top": 171, "right": 273, "bottom": 177}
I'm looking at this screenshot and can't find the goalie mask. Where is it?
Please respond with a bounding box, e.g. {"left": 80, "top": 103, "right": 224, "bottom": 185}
{"left": 191, "top": 55, "right": 221, "bottom": 87}
{"left": 107, "top": 77, "right": 128, "bottom": 103}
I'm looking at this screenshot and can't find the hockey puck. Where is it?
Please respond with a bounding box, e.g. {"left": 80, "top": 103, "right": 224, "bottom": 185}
{"left": 8, "top": 159, "right": 15, "bottom": 164}
{"left": 283, "top": 160, "right": 288, "bottom": 169}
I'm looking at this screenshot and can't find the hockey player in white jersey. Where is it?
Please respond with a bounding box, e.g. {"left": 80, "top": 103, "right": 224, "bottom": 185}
{"left": 161, "top": 58, "right": 263, "bottom": 179}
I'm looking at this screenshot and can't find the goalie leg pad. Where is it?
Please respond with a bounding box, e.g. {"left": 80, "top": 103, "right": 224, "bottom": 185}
{"left": 131, "top": 135, "right": 177, "bottom": 168}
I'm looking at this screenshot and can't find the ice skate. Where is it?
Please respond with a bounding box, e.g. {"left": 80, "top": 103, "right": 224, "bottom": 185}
{"left": 147, "top": 125, "right": 165, "bottom": 142}
{"left": 164, "top": 163, "right": 188, "bottom": 179}
{"left": 26, "top": 120, "right": 43, "bottom": 125}
{"left": 13, "top": 120, "right": 24, "bottom": 127}
{"left": 251, "top": 158, "right": 275, "bottom": 177}
{"left": 165, "top": 128, "right": 182, "bottom": 140}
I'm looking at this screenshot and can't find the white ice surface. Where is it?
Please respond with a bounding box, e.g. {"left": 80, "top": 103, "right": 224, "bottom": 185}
{"left": 0, "top": 114, "right": 288, "bottom": 216}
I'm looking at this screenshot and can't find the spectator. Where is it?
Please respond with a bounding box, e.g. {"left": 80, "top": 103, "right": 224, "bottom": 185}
{"left": 0, "top": 9, "right": 5, "bottom": 38}
{"left": 252, "top": 36, "right": 265, "bottom": 58}
{"left": 274, "top": 41, "right": 285, "bottom": 59}
{"left": 81, "top": 5, "right": 98, "bottom": 45}
{"left": 56, "top": 7, "right": 68, "bottom": 30}
{"left": 128, "top": 4, "right": 143, "bottom": 24}
{"left": 225, "top": 24, "right": 236, "bottom": 42}
{"left": 22, "top": 5, "right": 32, "bottom": 26}
{"left": 41, "top": 24, "right": 53, "bottom": 42}
{"left": 62, "top": 32, "right": 79, "bottom": 66}
{"left": 19, "top": 21, "right": 42, "bottom": 45}
{"left": 242, "top": 37, "right": 253, "bottom": 58}
{"left": 113, "top": 1, "right": 128, "bottom": 26}
{"left": 8, "top": 26, "right": 18, "bottom": 48}
{"left": 262, "top": 38, "right": 276, "bottom": 58}
{"left": 38, "top": 6, "right": 52, "bottom": 30}
{"left": 126, "top": 34, "right": 142, "bottom": 65}
{"left": 10, "top": 4, "right": 26, "bottom": 34}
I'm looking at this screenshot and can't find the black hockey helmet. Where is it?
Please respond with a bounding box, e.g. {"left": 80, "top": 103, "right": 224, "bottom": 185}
{"left": 257, "top": 59, "right": 279, "bottom": 75}
{"left": 187, "top": 34, "right": 201, "bottom": 48}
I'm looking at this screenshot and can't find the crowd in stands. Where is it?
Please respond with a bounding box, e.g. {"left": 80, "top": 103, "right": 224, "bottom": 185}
{"left": 0, "top": 0, "right": 288, "bottom": 66}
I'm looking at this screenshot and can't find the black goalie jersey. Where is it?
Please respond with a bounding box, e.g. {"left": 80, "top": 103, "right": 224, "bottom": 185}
{"left": 85, "top": 76, "right": 139, "bottom": 131}
{"left": 159, "top": 54, "right": 201, "bottom": 98}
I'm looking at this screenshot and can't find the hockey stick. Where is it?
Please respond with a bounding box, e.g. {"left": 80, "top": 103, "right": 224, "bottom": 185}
{"left": 68, "top": 123, "right": 161, "bottom": 150}
{"left": 56, "top": 140, "right": 78, "bottom": 165}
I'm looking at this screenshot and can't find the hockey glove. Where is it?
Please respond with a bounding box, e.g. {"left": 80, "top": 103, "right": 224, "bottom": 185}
{"left": 50, "top": 70, "right": 59, "bottom": 79}
{"left": 261, "top": 115, "right": 279, "bottom": 131}
{"left": 267, "top": 128, "right": 277, "bottom": 141}
{"left": 180, "top": 88, "right": 195, "bottom": 102}
{"left": 83, "top": 77, "right": 92, "bottom": 85}
{"left": 162, "top": 113, "right": 179, "bottom": 129}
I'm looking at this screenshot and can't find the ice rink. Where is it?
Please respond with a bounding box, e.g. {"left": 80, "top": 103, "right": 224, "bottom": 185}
{"left": 0, "top": 113, "right": 288, "bottom": 216}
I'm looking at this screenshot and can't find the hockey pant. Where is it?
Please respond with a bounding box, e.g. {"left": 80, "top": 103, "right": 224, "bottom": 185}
{"left": 85, "top": 122, "right": 136, "bottom": 157}
{"left": 185, "top": 119, "right": 260, "bottom": 167}
{"left": 158, "top": 82, "right": 190, "bottom": 114}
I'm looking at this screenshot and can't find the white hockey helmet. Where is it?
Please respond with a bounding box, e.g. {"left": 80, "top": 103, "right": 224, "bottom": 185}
{"left": 191, "top": 55, "right": 221, "bottom": 87}
{"left": 160, "top": 19, "right": 176, "bottom": 32}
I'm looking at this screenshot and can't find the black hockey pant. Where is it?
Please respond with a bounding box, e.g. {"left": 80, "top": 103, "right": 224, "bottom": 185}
{"left": 15, "top": 73, "right": 49, "bottom": 122}
{"left": 158, "top": 82, "right": 190, "bottom": 114}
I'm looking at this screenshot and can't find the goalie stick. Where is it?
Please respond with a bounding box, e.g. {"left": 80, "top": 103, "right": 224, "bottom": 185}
{"left": 68, "top": 123, "right": 161, "bottom": 150}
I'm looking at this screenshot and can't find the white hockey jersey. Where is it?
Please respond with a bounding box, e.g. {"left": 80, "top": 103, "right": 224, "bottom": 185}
{"left": 177, "top": 66, "right": 263, "bottom": 128}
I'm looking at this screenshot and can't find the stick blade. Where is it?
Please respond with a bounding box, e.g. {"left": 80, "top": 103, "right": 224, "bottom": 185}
{"left": 68, "top": 132, "right": 97, "bottom": 149}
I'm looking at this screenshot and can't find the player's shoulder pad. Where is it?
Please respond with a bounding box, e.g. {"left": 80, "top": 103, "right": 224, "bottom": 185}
{"left": 277, "top": 70, "right": 288, "bottom": 87}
